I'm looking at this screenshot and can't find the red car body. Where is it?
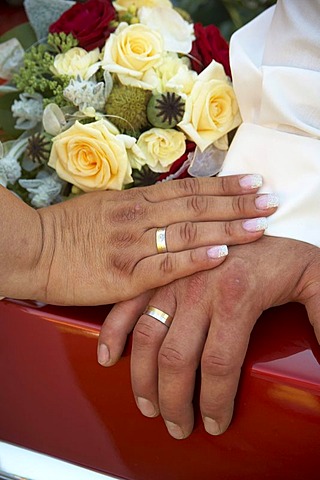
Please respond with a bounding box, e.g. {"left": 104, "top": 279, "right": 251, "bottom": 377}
{"left": 1, "top": 4, "right": 320, "bottom": 480}
{"left": 1, "top": 298, "right": 320, "bottom": 480}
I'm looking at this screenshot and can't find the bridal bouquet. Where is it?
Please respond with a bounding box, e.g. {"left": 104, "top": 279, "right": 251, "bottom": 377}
{"left": 0, "top": 0, "right": 241, "bottom": 207}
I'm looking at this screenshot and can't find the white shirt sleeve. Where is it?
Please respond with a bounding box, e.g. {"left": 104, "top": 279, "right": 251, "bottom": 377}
{"left": 219, "top": 0, "right": 320, "bottom": 246}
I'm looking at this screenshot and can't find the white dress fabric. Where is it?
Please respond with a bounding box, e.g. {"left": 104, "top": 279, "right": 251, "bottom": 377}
{"left": 219, "top": 0, "right": 320, "bottom": 246}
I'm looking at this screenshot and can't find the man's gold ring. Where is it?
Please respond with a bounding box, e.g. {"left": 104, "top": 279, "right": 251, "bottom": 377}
{"left": 144, "top": 306, "right": 173, "bottom": 328}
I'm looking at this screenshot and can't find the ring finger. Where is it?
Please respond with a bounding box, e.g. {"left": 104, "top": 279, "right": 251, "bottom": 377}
{"left": 147, "top": 218, "right": 269, "bottom": 255}
{"left": 131, "top": 286, "right": 177, "bottom": 418}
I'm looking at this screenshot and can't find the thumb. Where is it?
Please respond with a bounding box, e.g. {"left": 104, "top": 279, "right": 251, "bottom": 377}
{"left": 98, "top": 291, "right": 153, "bottom": 367}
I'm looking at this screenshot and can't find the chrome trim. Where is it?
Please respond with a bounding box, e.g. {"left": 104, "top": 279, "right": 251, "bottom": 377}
{"left": 0, "top": 473, "right": 30, "bottom": 480}
{"left": 0, "top": 441, "right": 119, "bottom": 480}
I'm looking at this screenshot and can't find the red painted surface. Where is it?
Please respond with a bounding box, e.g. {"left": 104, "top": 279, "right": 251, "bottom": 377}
{"left": 1, "top": 299, "right": 320, "bottom": 480}
{"left": 0, "top": 3, "right": 27, "bottom": 35}
{"left": 1, "top": 5, "right": 320, "bottom": 479}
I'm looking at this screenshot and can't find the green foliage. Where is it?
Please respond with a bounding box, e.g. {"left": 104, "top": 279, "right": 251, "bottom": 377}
{"left": 12, "top": 42, "right": 71, "bottom": 107}
{"left": 173, "top": 0, "right": 275, "bottom": 38}
{"left": 0, "top": 22, "right": 37, "bottom": 50}
{"left": 0, "top": 92, "right": 20, "bottom": 139}
{"left": 47, "top": 32, "right": 78, "bottom": 54}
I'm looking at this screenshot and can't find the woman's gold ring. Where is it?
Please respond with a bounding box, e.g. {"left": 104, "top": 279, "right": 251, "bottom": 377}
{"left": 156, "top": 227, "right": 168, "bottom": 253}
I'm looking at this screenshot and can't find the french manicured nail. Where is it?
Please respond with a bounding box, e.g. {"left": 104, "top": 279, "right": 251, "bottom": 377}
{"left": 239, "top": 174, "right": 263, "bottom": 189}
{"left": 98, "top": 344, "right": 110, "bottom": 366}
{"left": 207, "top": 245, "right": 228, "bottom": 259}
{"left": 137, "top": 397, "right": 157, "bottom": 417}
{"left": 242, "top": 217, "right": 268, "bottom": 232}
{"left": 165, "top": 421, "right": 185, "bottom": 440}
{"left": 255, "top": 194, "right": 279, "bottom": 210}
{"left": 204, "top": 417, "right": 221, "bottom": 436}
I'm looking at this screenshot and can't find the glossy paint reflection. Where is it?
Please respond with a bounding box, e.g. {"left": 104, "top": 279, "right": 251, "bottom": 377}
{"left": 1, "top": 299, "right": 320, "bottom": 480}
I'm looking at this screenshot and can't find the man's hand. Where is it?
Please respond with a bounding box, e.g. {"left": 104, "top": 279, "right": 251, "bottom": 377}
{"left": 98, "top": 236, "right": 320, "bottom": 438}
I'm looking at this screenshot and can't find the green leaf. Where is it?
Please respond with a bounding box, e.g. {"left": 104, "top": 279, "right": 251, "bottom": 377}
{"left": 0, "top": 22, "right": 37, "bottom": 50}
{"left": 0, "top": 91, "right": 20, "bottom": 139}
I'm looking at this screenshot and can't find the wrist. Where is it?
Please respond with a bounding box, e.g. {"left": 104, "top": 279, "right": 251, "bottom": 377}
{"left": 0, "top": 188, "right": 47, "bottom": 300}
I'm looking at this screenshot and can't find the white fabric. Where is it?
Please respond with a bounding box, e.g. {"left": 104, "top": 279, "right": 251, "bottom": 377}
{"left": 219, "top": 0, "right": 320, "bottom": 246}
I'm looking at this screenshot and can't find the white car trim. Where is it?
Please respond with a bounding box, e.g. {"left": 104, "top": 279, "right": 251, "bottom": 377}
{"left": 0, "top": 441, "right": 119, "bottom": 480}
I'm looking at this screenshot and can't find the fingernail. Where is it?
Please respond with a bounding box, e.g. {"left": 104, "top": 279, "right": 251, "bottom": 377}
{"left": 165, "top": 421, "right": 185, "bottom": 440}
{"left": 242, "top": 217, "right": 268, "bottom": 232}
{"left": 204, "top": 417, "right": 221, "bottom": 436}
{"left": 98, "top": 344, "right": 110, "bottom": 366}
{"left": 207, "top": 245, "right": 228, "bottom": 259}
{"left": 137, "top": 397, "right": 157, "bottom": 417}
{"left": 255, "top": 194, "right": 279, "bottom": 210}
{"left": 239, "top": 174, "right": 263, "bottom": 189}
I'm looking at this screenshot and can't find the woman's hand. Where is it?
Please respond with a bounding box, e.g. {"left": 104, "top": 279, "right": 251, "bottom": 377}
{"left": 1, "top": 175, "right": 277, "bottom": 305}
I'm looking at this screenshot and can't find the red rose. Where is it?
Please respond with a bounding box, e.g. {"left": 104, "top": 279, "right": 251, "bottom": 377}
{"left": 190, "top": 23, "right": 231, "bottom": 78}
{"left": 49, "top": 0, "right": 116, "bottom": 51}
{"left": 159, "top": 142, "right": 196, "bottom": 181}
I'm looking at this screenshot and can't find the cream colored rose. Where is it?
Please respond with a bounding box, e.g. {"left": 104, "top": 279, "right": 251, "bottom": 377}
{"left": 115, "top": 0, "right": 172, "bottom": 10}
{"left": 101, "top": 23, "right": 164, "bottom": 89}
{"left": 154, "top": 52, "right": 197, "bottom": 96}
{"left": 137, "top": 128, "right": 186, "bottom": 172}
{"left": 51, "top": 47, "right": 100, "bottom": 81}
{"left": 48, "top": 120, "right": 132, "bottom": 192}
{"left": 179, "top": 61, "right": 242, "bottom": 151}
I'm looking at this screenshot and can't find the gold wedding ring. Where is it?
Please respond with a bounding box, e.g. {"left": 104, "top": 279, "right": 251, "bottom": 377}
{"left": 144, "top": 306, "right": 173, "bottom": 328}
{"left": 156, "top": 227, "right": 168, "bottom": 253}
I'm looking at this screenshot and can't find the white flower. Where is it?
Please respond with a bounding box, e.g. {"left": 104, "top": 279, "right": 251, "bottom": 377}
{"left": 51, "top": 47, "right": 100, "bottom": 80}
{"left": 138, "top": 6, "right": 194, "bottom": 54}
{"left": 12, "top": 93, "right": 43, "bottom": 130}
{"left": 19, "top": 171, "right": 64, "bottom": 208}
{"left": 137, "top": 128, "right": 186, "bottom": 172}
{"left": 117, "top": 133, "right": 147, "bottom": 170}
{"left": 154, "top": 52, "right": 197, "bottom": 96}
{"left": 0, "top": 137, "right": 27, "bottom": 186}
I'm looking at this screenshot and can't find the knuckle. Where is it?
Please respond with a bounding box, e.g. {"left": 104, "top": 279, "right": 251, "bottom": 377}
{"left": 159, "top": 254, "right": 176, "bottom": 274}
{"left": 159, "top": 345, "right": 189, "bottom": 371}
{"left": 187, "top": 195, "right": 208, "bottom": 217}
{"left": 189, "top": 248, "right": 200, "bottom": 264}
{"left": 110, "top": 202, "right": 147, "bottom": 224}
{"left": 219, "top": 175, "right": 230, "bottom": 195}
{"left": 180, "top": 222, "right": 198, "bottom": 244}
{"left": 216, "top": 257, "right": 251, "bottom": 312}
{"left": 177, "top": 177, "right": 201, "bottom": 196}
{"left": 232, "top": 195, "right": 246, "bottom": 216}
{"left": 223, "top": 221, "right": 234, "bottom": 239}
{"left": 133, "top": 319, "right": 158, "bottom": 349}
{"left": 201, "top": 352, "right": 237, "bottom": 378}
{"left": 111, "top": 230, "right": 139, "bottom": 247}
{"left": 110, "top": 253, "right": 135, "bottom": 275}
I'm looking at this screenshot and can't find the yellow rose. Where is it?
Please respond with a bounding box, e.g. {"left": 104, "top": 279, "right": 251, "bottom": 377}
{"left": 101, "top": 23, "right": 164, "bottom": 89}
{"left": 137, "top": 128, "right": 186, "bottom": 172}
{"left": 48, "top": 120, "right": 132, "bottom": 192}
{"left": 115, "top": 0, "right": 172, "bottom": 9}
{"left": 51, "top": 47, "right": 100, "bottom": 81}
{"left": 179, "top": 61, "right": 242, "bottom": 151}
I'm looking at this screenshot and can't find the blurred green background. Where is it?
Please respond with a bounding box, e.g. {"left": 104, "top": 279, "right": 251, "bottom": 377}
{"left": 4, "top": 0, "right": 276, "bottom": 40}
{"left": 174, "top": 0, "right": 275, "bottom": 39}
